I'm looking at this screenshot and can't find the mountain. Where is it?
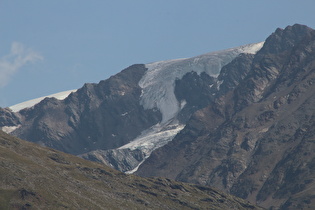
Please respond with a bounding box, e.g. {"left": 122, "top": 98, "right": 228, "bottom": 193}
{"left": 0, "top": 130, "right": 262, "bottom": 209}
{"left": 1, "top": 23, "right": 315, "bottom": 209}
{"left": 0, "top": 41, "right": 263, "bottom": 173}
{"left": 136, "top": 24, "right": 315, "bottom": 209}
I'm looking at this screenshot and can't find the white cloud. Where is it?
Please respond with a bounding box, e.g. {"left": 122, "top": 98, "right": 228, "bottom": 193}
{"left": 0, "top": 42, "right": 43, "bottom": 87}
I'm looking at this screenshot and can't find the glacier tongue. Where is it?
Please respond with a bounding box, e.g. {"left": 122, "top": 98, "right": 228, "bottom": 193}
{"left": 120, "top": 122, "right": 185, "bottom": 174}
{"left": 120, "top": 123, "right": 185, "bottom": 154}
{"left": 140, "top": 42, "right": 264, "bottom": 123}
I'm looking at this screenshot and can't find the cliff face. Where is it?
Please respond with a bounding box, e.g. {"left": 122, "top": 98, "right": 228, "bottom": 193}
{"left": 136, "top": 24, "right": 315, "bottom": 209}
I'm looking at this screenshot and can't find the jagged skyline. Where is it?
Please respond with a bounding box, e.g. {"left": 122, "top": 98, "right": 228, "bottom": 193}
{"left": 0, "top": 1, "right": 314, "bottom": 107}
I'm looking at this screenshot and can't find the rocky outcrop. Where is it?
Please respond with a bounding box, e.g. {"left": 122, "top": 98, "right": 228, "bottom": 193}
{"left": 136, "top": 24, "right": 315, "bottom": 209}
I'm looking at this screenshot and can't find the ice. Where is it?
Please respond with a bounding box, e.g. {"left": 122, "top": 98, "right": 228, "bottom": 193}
{"left": 9, "top": 89, "right": 77, "bottom": 112}
{"left": 140, "top": 42, "right": 264, "bottom": 123}
{"left": 120, "top": 123, "right": 185, "bottom": 154}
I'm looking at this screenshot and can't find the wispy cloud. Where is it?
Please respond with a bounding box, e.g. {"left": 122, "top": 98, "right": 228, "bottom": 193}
{"left": 0, "top": 42, "right": 43, "bottom": 87}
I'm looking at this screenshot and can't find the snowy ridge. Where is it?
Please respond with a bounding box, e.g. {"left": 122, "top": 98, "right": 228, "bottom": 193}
{"left": 9, "top": 89, "right": 77, "bottom": 112}
{"left": 140, "top": 42, "right": 264, "bottom": 123}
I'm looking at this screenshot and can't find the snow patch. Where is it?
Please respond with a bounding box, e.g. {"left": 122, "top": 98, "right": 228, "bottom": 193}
{"left": 140, "top": 42, "right": 264, "bottom": 123}
{"left": 259, "top": 127, "right": 270, "bottom": 133}
{"left": 180, "top": 100, "right": 187, "bottom": 109}
{"left": 9, "top": 89, "right": 77, "bottom": 112}
{"left": 217, "top": 80, "right": 224, "bottom": 90}
{"left": 121, "top": 112, "right": 128, "bottom": 116}
{"left": 1, "top": 125, "right": 20, "bottom": 134}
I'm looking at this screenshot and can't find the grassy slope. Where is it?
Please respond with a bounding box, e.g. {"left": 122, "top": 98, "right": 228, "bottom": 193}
{"left": 0, "top": 131, "right": 263, "bottom": 209}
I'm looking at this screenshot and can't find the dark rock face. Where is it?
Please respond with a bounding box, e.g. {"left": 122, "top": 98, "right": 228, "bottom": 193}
{"left": 217, "top": 53, "right": 255, "bottom": 95}
{"left": 174, "top": 71, "right": 216, "bottom": 123}
{"left": 136, "top": 24, "right": 315, "bottom": 209}
{"left": 0, "top": 108, "right": 21, "bottom": 127}
{"left": 8, "top": 64, "right": 162, "bottom": 155}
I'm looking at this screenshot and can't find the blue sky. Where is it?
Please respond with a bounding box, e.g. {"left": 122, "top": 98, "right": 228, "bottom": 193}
{"left": 0, "top": 1, "right": 315, "bottom": 107}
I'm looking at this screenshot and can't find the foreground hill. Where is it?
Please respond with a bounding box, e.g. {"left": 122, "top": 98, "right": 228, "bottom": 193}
{"left": 0, "top": 131, "right": 261, "bottom": 209}
{"left": 136, "top": 24, "right": 315, "bottom": 209}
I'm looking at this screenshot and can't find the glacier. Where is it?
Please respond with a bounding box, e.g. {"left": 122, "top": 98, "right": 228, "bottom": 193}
{"left": 139, "top": 42, "right": 264, "bottom": 123}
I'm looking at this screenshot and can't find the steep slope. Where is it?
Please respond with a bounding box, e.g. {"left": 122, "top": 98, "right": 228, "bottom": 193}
{"left": 0, "top": 130, "right": 263, "bottom": 209}
{"left": 136, "top": 24, "right": 315, "bottom": 209}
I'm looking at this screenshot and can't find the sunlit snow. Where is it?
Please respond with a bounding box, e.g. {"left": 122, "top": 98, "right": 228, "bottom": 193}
{"left": 1, "top": 125, "right": 20, "bottom": 134}
{"left": 9, "top": 89, "right": 77, "bottom": 112}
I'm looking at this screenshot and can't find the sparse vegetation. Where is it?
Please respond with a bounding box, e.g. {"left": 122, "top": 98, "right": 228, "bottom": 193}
{"left": 0, "top": 131, "right": 262, "bottom": 209}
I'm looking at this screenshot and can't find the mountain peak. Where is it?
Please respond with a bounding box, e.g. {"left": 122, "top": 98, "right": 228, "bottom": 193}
{"left": 259, "top": 24, "right": 314, "bottom": 54}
